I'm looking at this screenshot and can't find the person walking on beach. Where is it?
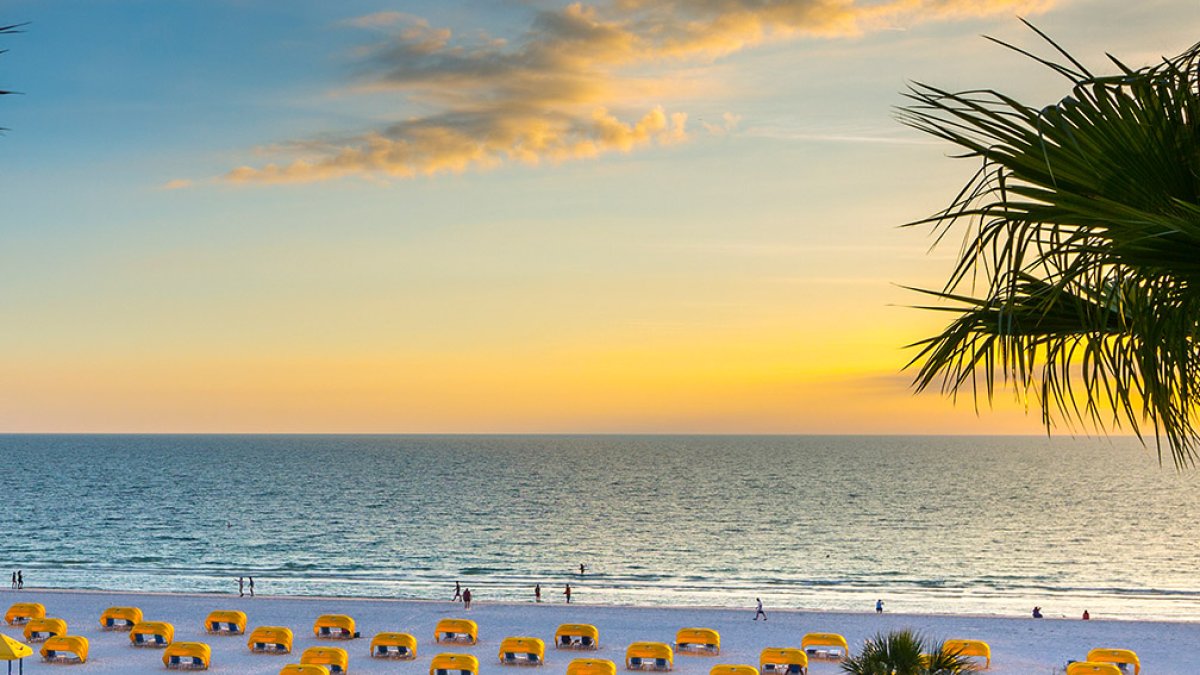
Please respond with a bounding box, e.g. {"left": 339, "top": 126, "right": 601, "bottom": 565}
{"left": 10, "top": 572, "right": 15, "bottom": 590}
{"left": 248, "top": 576, "right": 255, "bottom": 597}
{"left": 754, "top": 598, "right": 766, "bottom": 621}
{"left": 535, "top": 584, "right": 542, "bottom": 603}
{"left": 564, "top": 584, "right": 572, "bottom": 604}
{"left": 875, "top": 599, "right": 884, "bottom": 614}
{"left": 238, "top": 576, "right": 245, "bottom": 597}
{"left": 453, "top": 581, "right": 462, "bottom": 602}
{"left": 17, "top": 571, "right": 22, "bottom": 590}
{"left": 462, "top": 588, "right": 472, "bottom": 610}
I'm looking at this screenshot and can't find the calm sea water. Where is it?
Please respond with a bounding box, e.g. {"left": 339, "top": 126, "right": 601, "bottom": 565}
{"left": 1, "top": 435, "right": 1196, "bottom": 621}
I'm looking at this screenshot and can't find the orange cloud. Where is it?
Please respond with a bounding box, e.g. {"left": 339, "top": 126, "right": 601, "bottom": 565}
{"left": 223, "top": 0, "right": 1055, "bottom": 185}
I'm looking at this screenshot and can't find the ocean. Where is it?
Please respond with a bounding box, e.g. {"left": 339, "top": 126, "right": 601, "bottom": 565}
{"left": 1, "top": 434, "right": 1196, "bottom": 621}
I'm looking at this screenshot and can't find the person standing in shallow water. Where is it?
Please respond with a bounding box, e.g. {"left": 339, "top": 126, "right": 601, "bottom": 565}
{"left": 875, "top": 599, "right": 884, "bottom": 614}
{"left": 453, "top": 581, "right": 462, "bottom": 602}
{"left": 249, "top": 576, "right": 255, "bottom": 597}
{"left": 564, "top": 584, "right": 572, "bottom": 603}
{"left": 535, "top": 584, "right": 541, "bottom": 603}
{"left": 754, "top": 598, "right": 766, "bottom": 621}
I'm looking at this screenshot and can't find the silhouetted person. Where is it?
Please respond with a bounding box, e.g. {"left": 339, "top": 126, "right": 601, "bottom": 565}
{"left": 1032, "top": 606, "right": 1043, "bottom": 618}
{"left": 1082, "top": 609, "right": 1090, "bottom": 620}
{"left": 453, "top": 581, "right": 462, "bottom": 601}
{"left": 875, "top": 599, "right": 884, "bottom": 614}
{"left": 9, "top": 572, "right": 14, "bottom": 590}
{"left": 462, "top": 588, "right": 472, "bottom": 610}
{"left": 248, "top": 576, "right": 255, "bottom": 597}
{"left": 754, "top": 598, "right": 766, "bottom": 621}
{"left": 238, "top": 576, "right": 244, "bottom": 597}
{"left": 535, "top": 584, "right": 542, "bottom": 603}
{"left": 17, "top": 571, "right": 22, "bottom": 589}
{"left": 579, "top": 563, "right": 587, "bottom": 575}
{"left": 564, "top": 584, "right": 572, "bottom": 603}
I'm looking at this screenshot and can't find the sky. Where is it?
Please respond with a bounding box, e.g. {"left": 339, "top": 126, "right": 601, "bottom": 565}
{"left": 1, "top": 0, "right": 1197, "bottom": 433}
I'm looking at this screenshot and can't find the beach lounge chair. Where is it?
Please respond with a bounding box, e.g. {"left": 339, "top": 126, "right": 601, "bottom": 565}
{"left": 625, "top": 642, "right": 673, "bottom": 671}
{"left": 675, "top": 628, "right": 720, "bottom": 656}
{"left": 710, "top": 666, "right": 758, "bottom": 675}
{"left": 1087, "top": 648, "right": 1140, "bottom": 675}
{"left": 567, "top": 659, "right": 618, "bottom": 675}
{"left": 40, "top": 635, "right": 89, "bottom": 664}
{"left": 130, "top": 621, "right": 175, "bottom": 647}
{"left": 248, "top": 626, "right": 294, "bottom": 654}
{"left": 800, "top": 633, "right": 848, "bottom": 661}
{"left": 1066, "top": 663, "right": 1124, "bottom": 675}
{"left": 499, "top": 636, "right": 545, "bottom": 666}
{"left": 942, "top": 639, "right": 991, "bottom": 669}
{"left": 434, "top": 618, "right": 478, "bottom": 645}
{"left": 4, "top": 602, "right": 45, "bottom": 625}
{"left": 556, "top": 624, "right": 600, "bottom": 650}
{"left": 302, "top": 646, "right": 349, "bottom": 673}
{"left": 430, "top": 652, "right": 479, "bottom": 675}
{"left": 370, "top": 632, "right": 417, "bottom": 659}
{"left": 163, "top": 641, "right": 212, "bottom": 670}
{"left": 99, "top": 606, "right": 143, "bottom": 630}
{"left": 23, "top": 617, "right": 67, "bottom": 642}
{"left": 280, "top": 665, "right": 330, "bottom": 675}
{"left": 314, "top": 614, "right": 359, "bottom": 639}
{"left": 759, "top": 648, "right": 808, "bottom": 675}
{"left": 204, "top": 610, "right": 247, "bottom": 635}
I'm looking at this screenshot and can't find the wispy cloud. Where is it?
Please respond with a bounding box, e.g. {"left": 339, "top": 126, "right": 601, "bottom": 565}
{"left": 222, "top": 0, "right": 1055, "bottom": 185}
{"left": 160, "top": 178, "right": 194, "bottom": 190}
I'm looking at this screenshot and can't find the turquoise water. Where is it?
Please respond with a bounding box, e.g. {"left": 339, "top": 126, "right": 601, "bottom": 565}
{"left": 1, "top": 434, "right": 1196, "bottom": 620}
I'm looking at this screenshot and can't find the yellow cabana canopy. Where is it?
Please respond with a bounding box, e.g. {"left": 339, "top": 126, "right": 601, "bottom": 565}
{"left": 302, "top": 646, "right": 349, "bottom": 674}
{"left": 675, "top": 628, "right": 720, "bottom": 655}
{"left": 430, "top": 652, "right": 479, "bottom": 675}
{"left": 709, "top": 666, "right": 757, "bottom": 675}
{"left": 100, "top": 606, "right": 143, "bottom": 630}
{"left": 205, "top": 610, "right": 247, "bottom": 635}
{"left": 370, "top": 632, "right": 417, "bottom": 659}
{"left": 566, "top": 659, "right": 616, "bottom": 675}
{"left": 130, "top": 621, "right": 175, "bottom": 647}
{"left": 4, "top": 603, "right": 44, "bottom": 626}
{"left": 23, "top": 617, "right": 67, "bottom": 642}
{"left": 0, "top": 634, "right": 33, "bottom": 660}
{"left": 314, "top": 614, "right": 357, "bottom": 639}
{"left": 248, "top": 626, "right": 294, "bottom": 653}
{"left": 499, "top": 636, "right": 545, "bottom": 666}
{"left": 555, "top": 624, "right": 600, "bottom": 650}
{"left": 759, "top": 647, "right": 808, "bottom": 674}
{"left": 434, "top": 618, "right": 478, "bottom": 645}
{"left": 1087, "top": 648, "right": 1140, "bottom": 675}
{"left": 164, "top": 641, "right": 212, "bottom": 670}
{"left": 1065, "top": 663, "right": 1123, "bottom": 675}
{"left": 800, "top": 633, "right": 848, "bottom": 660}
{"left": 626, "top": 642, "right": 673, "bottom": 671}
{"left": 40, "top": 635, "right": 88, "bottom": 664}
{"left": 280, "top": 665, "right": 329, "bottom": 675}
{"left": 943, "top": 639, "right": 990, "bottom": 668}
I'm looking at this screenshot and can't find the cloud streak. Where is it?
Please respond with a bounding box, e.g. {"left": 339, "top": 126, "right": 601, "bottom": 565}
{"left": 223, "top": 0, "right": 1054, "bottom": 185}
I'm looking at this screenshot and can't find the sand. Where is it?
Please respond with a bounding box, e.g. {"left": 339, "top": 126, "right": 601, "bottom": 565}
{"left": 0, "top": 589, "right": 1190, "bottom": 674}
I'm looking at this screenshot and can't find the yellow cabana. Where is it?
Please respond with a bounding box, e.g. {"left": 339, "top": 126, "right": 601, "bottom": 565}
{"left": 625, "top": 642, "right": 673, "bottom": 671}
{"left": 370, "top": 632, "right": 417, "bottom": 659}
{"left": 204, "top": 610, "right": 247, "bottom": 635}
{"left": 800, "top": 633, "right": 848, "bottom": 660}
{"left": 314, "top": 614, "right": 358, "bottom": 639}
{"left": 23, "top": 618, "right": 67, "bottom": 642}
{"left": 567, "top": 659, "right": 617, "bottom": 675}
{"left": 434, "top": 618, "right": 478, "bottom": 645}
{"left": 1065, "top": 663, "right": 1123, "bottom": 675}
{"left": 4, "top": 603, "right": 44, "bottom": 626}
{"left": 99, "top": 606, "right": 143, "bottom": 630}
{"left": 430, "top": 653, "right": 479, "bottom": 675}
{"left": 499, "top": 637, "right": 545, "bottom": 666}
{"left": 248, "top": 626, "right": 294, "bottom": 654}
{"left": 163, "top": 642, "right": 212, "bottom": 670}
{"left": 302, "top": 646, "right": 349, "bottom": 674}
{"left": 943, "top": 639, "right": 990, "bottom": 668}
{"left": 709, "top": 666, "right": 757, "bottom": 675}
{"left": 1087, "top": 648, "right": 1140, "bottom": 675}
{"left": 555, "top": 624, "right": 600, "bottom": 650}
{"left": 40, "top": 635, "right": 87, "bottom": 664}
{"left": 1, "top": 633, "right": 35, "bottom": 674}
{"left": 280, "top": 666, "right": 329, "bottom": 675}
{"left": 130, "top": 621, "right": 175, "bottom": 647}
{"left": 675, "top": 629, "right": 720, "bottom": 656}
{"left": 759, "top": 648, "right": 808, "bottom": 674}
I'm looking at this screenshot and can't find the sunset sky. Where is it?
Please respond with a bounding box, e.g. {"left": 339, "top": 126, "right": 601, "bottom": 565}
{"left": 2, "top": 0, "right": 1196, "bottom": 433}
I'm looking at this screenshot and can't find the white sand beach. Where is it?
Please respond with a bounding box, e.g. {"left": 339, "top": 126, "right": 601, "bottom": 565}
{"left": 1, "top": 588, "right": 1190, "bottom": 674}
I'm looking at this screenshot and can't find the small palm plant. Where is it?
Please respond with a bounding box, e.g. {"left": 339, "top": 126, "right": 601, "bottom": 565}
{"left": 1, "top": 22, "right": 26, "bottom": 133}
{"left": 840, "top": 629, "right": 977, "bottom": 674}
